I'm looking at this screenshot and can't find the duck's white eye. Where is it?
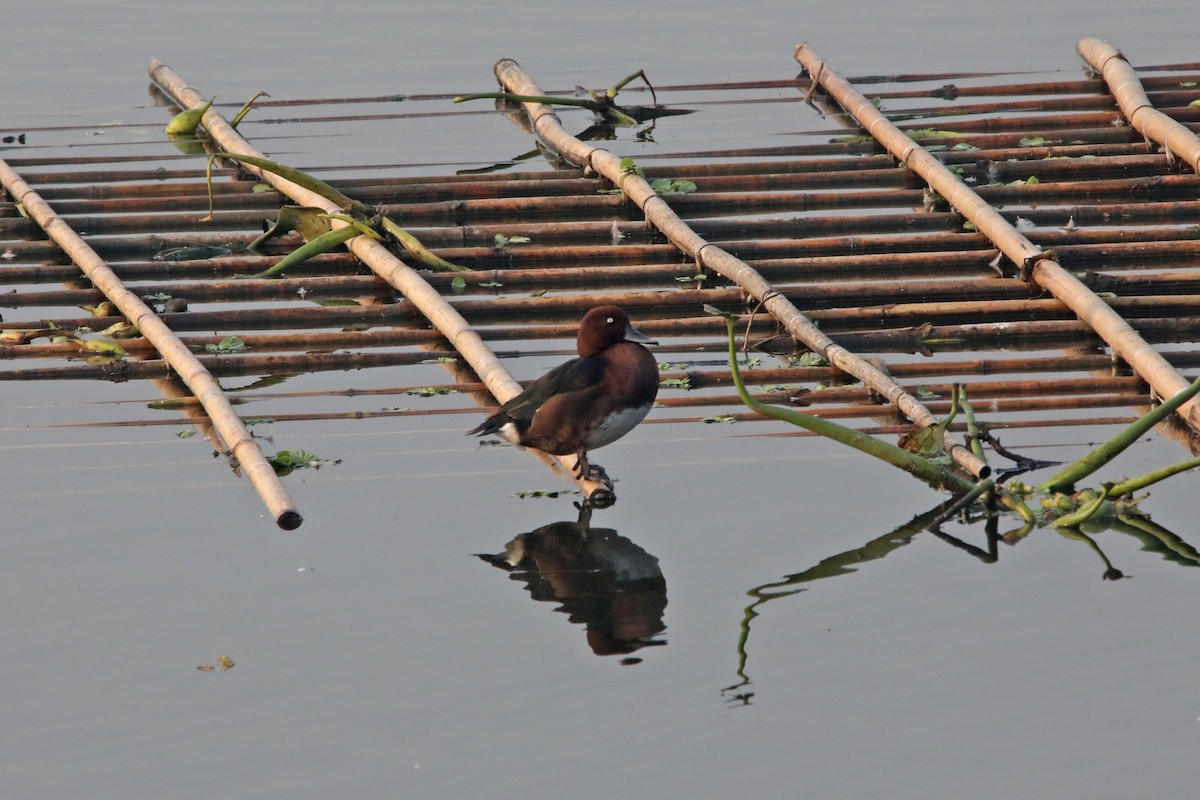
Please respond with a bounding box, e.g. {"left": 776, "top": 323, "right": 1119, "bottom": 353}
{"left": 606, "top": 317, "right": 615, "bottom": 324}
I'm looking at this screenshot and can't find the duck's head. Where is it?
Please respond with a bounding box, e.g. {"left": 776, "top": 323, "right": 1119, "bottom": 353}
{"left": 577, "top": 306, "right": 657, "bottom": 357}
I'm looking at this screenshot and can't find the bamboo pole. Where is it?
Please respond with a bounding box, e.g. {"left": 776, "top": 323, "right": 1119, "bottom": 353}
{"left": 0, "top": 158, "right": 303, "bottom": 530}
{"left": 1078, "top": 38, "right": 1200, "bottom": 173}
{"left": 146, "top": 61, "right": 616, "bottom": 504}
{"left": 491, "top": 59, "right": 988, "bottom": 480}
{"left": 795, "top": 42, "right": 1200, "bottom": 430}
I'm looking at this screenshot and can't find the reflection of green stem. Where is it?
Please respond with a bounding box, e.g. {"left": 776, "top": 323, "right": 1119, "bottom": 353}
{"left": 727, "top": 502, "right": 950, "bottom": 701}
{"left": 455, "top": 91, "right": 593, "bottom": 107}
{"left": 453, "top": 92, "right": 638, "bottom": 126}
{"left": 1114, "top": 512, "right": 1200, "bottom": 567}
{"left": 1055, "top": 525, "right": 1121, "bottom": 578}
{"left": 1040, "top": 375, "right": 1200, "bottom": 494}
{"left": 722, "top": 316, "right": 973, "bottom": 492}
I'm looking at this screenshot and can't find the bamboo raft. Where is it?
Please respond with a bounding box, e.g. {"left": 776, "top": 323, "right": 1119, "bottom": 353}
{"left": 4, "top": 37, "right": 1200, "bottom": 525}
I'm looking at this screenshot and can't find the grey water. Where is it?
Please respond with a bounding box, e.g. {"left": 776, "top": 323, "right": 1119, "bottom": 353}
{"left": 5, "top": 1, "right": 1200, "bottom": 798}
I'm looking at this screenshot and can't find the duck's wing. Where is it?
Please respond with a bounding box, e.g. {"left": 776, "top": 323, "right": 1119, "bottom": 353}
{"left": 469, "top": 357, "right": 603, "bottom": 434}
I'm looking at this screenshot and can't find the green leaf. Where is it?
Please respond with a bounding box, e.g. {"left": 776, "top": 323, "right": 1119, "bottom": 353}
{"left": 268, "top": 449, "right": 331, "bottom": 476}
{"left": 796, "top": 352, "right": 829, "bottom": 368}
{"left": 493, "top": 233, "right": 530, "bottom": 249}
{"left": 176, "top": 430, "right": 197, "bottom": 438}
{"left": 205, "top": 336, "right": 247, "bottom": 354}
{"left": 450, "top": 276, "right": 467, "bottom": 294}
{"left": 513, "top": 489, "right": 579, "bottom": 499}
{"left": 80, "top": 337, "right": 126, "bottom": 358}
{"left": 701, "top": 414, "right": 737, "bottom": 424}
{"left": 650, "top": 178, "right": 698, "bottom": 195}
{"left": 405, "top": 386, "right": 457, "bottom": 397}
{"left": 1019, "top": 136, "right": 1047, "bottom": 147}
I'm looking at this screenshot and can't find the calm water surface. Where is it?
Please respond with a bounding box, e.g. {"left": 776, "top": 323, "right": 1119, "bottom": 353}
{"left": 5, "top": 2, "right": 1200, "bottom": 798}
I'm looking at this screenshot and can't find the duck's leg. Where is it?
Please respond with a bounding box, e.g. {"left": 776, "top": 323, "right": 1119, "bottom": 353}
{"left": 572, "top": 448, "right": 592, "bottom": 480}
{"left": 573, "top": 448, "right": 613, "bottom": 489}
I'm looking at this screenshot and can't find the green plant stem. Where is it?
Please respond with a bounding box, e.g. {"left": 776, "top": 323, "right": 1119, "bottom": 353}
{"left": 1108, "top": 455, "right": 1200, "bottom": 497}
{"left": 1051, "top": 486, "right": 1111, "bottom": 528}
{"left": 1040, "top": 374, "right": 1200, "bottom": 494}
{"left": 722, "top": 317, "right": 974, "bottom": 493}
{"left": 211, "top": 152, "right": 373, "bottom": 216}
{"left": 380, "top": 218, "right": 472, "bottom": 273}
{"left": 960, "top": 389, "right": 988, "bottom": 465}
{"left": 231, "top": 91, "right": 270, "bottom": 129}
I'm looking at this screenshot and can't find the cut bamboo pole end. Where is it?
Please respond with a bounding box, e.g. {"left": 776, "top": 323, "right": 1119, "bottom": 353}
{"left": 1077, "top": 38, "right": 1200, "bottom": 174}
{"left": 794, "top": 42, "right": 1200, "bottom": 431}
{"left": 149, "top": 61, "right": 612, "bottom": 502}
{"left": 0, "top": 157, "right": 302, "bottom": 530}
{"left": 492, "top": 57, "right": 989, "bottom": 480}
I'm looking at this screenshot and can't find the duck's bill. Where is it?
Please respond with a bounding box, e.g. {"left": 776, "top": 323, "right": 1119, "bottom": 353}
{"left": 623, "top": 324, "right": 658, "bottom": 346}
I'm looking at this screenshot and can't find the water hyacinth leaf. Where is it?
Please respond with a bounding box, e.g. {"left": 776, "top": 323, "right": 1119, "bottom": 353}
{"left": 82, "top": 301, "right": 118, "bottom": 317}
{"left": 248, "top": 206, "right": 331, "bottom": 252}
{"left": 268, "top": 449, "right": 331, "bottom": 476}
{"left": 99, "top": 321, "right": 140, "bottom": 339}
{"left": 493, "top": 233, "right": 531, "bottom": 250}
{"left": 406, "top": 386, "right": 457, "bottom": 397}
{"left": 513, "top": 489, "right": 578, "bottom": 499}
{"left": 254, "top": 225, "right": 361, "bottom": 278}
{"left": 79, "top": 337, "right": 126, "bottom": 360}
{"left": 205, "top": 336, "right": 247, "bottom": 354}
{"left": 650, "top": 178, "right": 697, "bottom": 195}
{"left": 153, "top": 244, "right": 232, "bottom": 262}
{"left": 164, "top": 97, "right": 213, "bottom": 135}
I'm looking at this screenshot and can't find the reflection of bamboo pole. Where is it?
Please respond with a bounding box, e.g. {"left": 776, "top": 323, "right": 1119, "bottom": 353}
{"left": 15, "top": 173, "right": 1200, "bottom": 237}
{"left": 0, "top": 158, "right": 302, "bottom": 530}
{"left": 1078, "top": 38, "right": 1200, "bottom": 173}
{"left": 492, "top": 59, "right": 987, "bottom": 479}
{"left": 147, "top": 61, "right": 615, "bottom": 503}
{"left": 795, "top": 42, "right": 1200, "bottom": 430}
{"left": 18, "top": 263, "right": 1200, "bottom": 313}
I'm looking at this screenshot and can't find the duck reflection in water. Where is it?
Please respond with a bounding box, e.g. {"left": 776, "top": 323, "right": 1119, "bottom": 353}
{"left": 478, "top": 505, "right": 667, "bottom": 661}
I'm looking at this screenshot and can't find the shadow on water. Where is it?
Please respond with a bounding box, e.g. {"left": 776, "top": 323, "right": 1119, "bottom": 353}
{"left": 721, "top": 500, "right": 1200, "bottom": 707}
{"left": 477, "top": 504, "right": 668, "bottom": 663}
